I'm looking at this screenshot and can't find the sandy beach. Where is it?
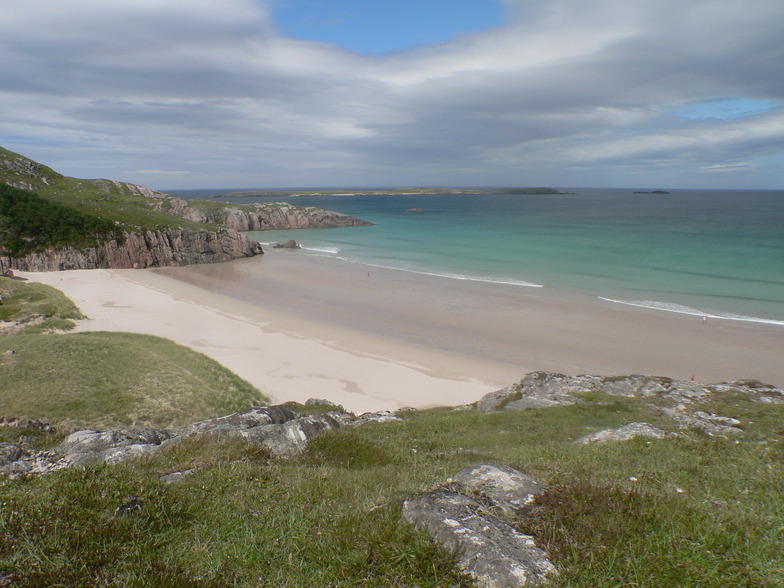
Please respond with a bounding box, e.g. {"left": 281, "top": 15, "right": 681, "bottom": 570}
{"left": 18, "top": 263, "right": 520, "bottom": 414}
{"left": 19, "top": 249, "right": 784, "bottom": 413}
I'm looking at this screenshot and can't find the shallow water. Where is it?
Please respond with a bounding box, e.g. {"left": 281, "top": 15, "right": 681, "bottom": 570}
{"left": 174, "top": 187, "right": 784, "bottom": 326}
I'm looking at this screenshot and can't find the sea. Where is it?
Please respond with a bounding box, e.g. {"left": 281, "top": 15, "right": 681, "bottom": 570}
{"left": 169, "top": 188, "right": 784, "bottom": 328}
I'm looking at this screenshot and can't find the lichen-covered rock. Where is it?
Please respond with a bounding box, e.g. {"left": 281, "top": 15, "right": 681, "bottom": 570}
{"left": 476, "top": 385, "right": 518, "bottom": 414}
{"left": 662, "top": 408, "right": 743, "bottom": 436}
{"left": 520, "top": 372, "right": 602, "bottom": 397}
{"left": 241, "top": 413, "right": 352, "bottom": 457}
{"left": 575, "top": 422, "right": 667, "bottom": 445}
{"left": 483, "top": 372, "right": 782, "bottom": 438}
{"left": 402, "top": 486, "right": 555, "bottom": 587}
{"left": 60, "top": 427, "right": 175, "bottom": 465}
{"left": 350, "top": 411, "right": 402, "bottom": 426}
{"left": 506, "top": 372, "right": 598, "bottom": 411}
{"left": 707, "top": 380, "right": 784, "bottom": 404}
{"left": 3, "top": 404, "right": 383, "bottom": 476}
{"left": 173, "top": 405, "right": 300, "bottom": 436}
{"left": 453, "top": 464, "right": 545, "bottom": 513}
{"left": 55, "top": 408, "right": 352, "bottom": 464}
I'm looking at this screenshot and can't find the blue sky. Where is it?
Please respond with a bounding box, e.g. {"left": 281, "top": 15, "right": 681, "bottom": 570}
{"left": 1, "top": 0, "right": 783, "bottom": 190}
{"left": 272, "top": 0, "right": 506, "bottom": 54}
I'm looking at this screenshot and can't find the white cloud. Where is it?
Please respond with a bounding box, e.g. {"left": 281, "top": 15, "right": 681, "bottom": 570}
{"left": 1, "top": 0, "right": 783, "bottom": 188}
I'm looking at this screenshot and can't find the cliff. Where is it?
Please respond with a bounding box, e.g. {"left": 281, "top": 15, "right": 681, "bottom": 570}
{"left": 0, "top": 147, "right": 371, "bottom": 271}
{"left": 157, "top": 196, "right": 372, "bottom": 231}
{"left": 0, "top": 227, "right": 262, "bottom": 273}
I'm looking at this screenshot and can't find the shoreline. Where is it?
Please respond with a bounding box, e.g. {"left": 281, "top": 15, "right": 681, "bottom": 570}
{"left": 18, "top": 249, "right": 784, "bottom": 412}
{"left": 18, "top": 267, "right": 517, "bottom": 414}
{"left": 156, "top": 250, "right": 784, "bottom": 386}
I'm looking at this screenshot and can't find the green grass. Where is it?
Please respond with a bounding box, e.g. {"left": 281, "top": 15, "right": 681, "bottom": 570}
{"left": 2, "top": 392, "right": 782, "bottom": 586}
{"left": 0, "top": 277, "right": 84, "bottom": 332}
{"left": 35, "top": 177, "right": 209, "bottom": 232}
{"left": 0, "top": 331, "right": 266, "bottom": 431}
{"left": 0, "top": 278, "right": 266, "bottom": 432}
{"left": 0, "top": 147, "right": 211, "bottom": 232}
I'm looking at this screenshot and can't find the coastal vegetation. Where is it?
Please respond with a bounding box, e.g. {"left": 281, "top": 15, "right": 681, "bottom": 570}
{"left": 1, "top": 277, "right": 782, "bottom": 585}
{"left": 2, "top": 386, "right": 782, "bottom": 585}
{"left": 0, "top": 147, "right": 372, "bottom": 237}
{"left": 0, "top": 147, "right": 215, "bottom": 232}
{"left": 0, "top": 278, "right": 266, "bottom": 430}
{"left": 0, "top": 184, "right": 123, "bottom": 257}
{"left": 0, "top": 275, "right": 84, "bottom": 333}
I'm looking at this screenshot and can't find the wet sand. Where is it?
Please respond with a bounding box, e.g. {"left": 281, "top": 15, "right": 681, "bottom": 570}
{"left": 20, "top": 249, "right": 784, "bottom": 412}
{"left": 159, "top": 250, "right": 784, "bottom": 386}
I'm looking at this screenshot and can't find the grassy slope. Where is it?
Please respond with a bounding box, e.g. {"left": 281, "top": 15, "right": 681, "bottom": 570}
{"left": 0, "top": 147, "right": 207, "bottom": 231}
{"left": 0, "top": 277, "right": 267, "bottom": 431}
{"left": 1, "top": 147, "right": 366, "bottom": 236}
{"left": 35, "top": 176, "right": 208, "bottom": 231}
{"left": 0, "top": 277, "right": 84, "bottom": 333}
{"left": 1, "top": 391, "right": 782, "bottom": 585}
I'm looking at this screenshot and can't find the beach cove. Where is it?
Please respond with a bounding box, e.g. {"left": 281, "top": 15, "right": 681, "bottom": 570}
{"left": 20, "top": 247, "right": 784, "bottom": 414}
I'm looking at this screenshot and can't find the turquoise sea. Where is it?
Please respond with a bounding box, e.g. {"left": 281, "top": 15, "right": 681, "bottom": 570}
{"left": 172, "top": 188, "right": 784, "bottom": 327}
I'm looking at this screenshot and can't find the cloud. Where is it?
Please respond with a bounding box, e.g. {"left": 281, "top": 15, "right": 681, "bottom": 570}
{"left": 1, "top": 0, "right": 783, "bottom": 188}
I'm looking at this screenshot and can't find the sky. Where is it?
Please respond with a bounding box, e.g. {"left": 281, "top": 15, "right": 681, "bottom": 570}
{"left": 1, "top": 0, "right": 783, "bottom": 190}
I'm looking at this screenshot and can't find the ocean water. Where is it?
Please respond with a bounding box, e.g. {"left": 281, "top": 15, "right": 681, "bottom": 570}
{"left": 174, "top": 188, "right": 784, "bottom": 326}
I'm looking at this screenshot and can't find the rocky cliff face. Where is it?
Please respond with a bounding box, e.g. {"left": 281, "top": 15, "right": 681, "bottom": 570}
{"left": 1, "top": 147, "right": 372, "bottom": 272}
{"left": 171, "top": 200, "right": 372, "bottom": 231}
{"left": 1, "top": 228, "right": 263, "bottom": 272}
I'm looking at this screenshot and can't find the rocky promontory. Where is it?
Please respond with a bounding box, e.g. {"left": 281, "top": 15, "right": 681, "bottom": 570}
{"left": 175, "top": 200, "right": 373, "bottom": 231}
{"left": 0, "top": 147, "right": 371, "bottom": 271}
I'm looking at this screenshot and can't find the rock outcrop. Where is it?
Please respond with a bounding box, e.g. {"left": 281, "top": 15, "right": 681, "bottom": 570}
{"left": 574, "top": 422, "right": 667, "bottom": 445}
{"left": 477, "top": 371, "right": 784, "bottom": 437}
{"left": 0, "top": 404, "right": 393, "bottom": 478}
{"left": 403, "top": 464, "right": 556, "bottom": 587}
{"left": 1, "top": 147, "right": 372, "bottom": 271}
{"left": 1, "top": 227, "right": 263, "bottom": 272}
{"left": 273, "top": 239, "right": 300, "bottom": 249}
{"left": 182, "top": 201, "right": 373, "bottom": 231}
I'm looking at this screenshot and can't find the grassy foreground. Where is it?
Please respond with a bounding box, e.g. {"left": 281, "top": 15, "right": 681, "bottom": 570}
{"left": 1, "top": 278, "right": 782, "bottom": 585}
{"left": 1, "top": 391, "right": 783, "bottom": 586}
{"left": 0, "top": 277, "right": 266, "bottom": 431}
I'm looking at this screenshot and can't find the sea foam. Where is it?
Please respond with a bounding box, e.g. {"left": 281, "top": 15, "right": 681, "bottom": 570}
{"left": 598, "top": 297, "right": 784, "bottom": 326}
{"left": 337, "top": 257, "right": 543, "bottom": 288}
{"left": 301, "top": 245, "right": 341, "bottom": 254}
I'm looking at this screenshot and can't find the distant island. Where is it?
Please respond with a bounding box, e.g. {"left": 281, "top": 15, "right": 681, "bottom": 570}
{"left": 222, "top": 187, "right": 575, "bottom": 198}
{"left": 633, "top": 190, "right": 671, "bottom": 194}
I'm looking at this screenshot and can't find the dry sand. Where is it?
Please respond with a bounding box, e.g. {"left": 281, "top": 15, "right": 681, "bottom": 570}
{"left": 18, "top": 249, "right": 784, "bottom": 412}
{"left": 18, "top": 266, "right": 518, "bottom": 414}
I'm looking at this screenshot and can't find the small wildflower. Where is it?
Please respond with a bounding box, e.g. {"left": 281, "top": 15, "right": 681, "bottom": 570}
{"left": 629, "top": 476, "right": 638, "bottom": 482}
{"left": 675, "top": 487, "right": 685, "bottom": 493}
